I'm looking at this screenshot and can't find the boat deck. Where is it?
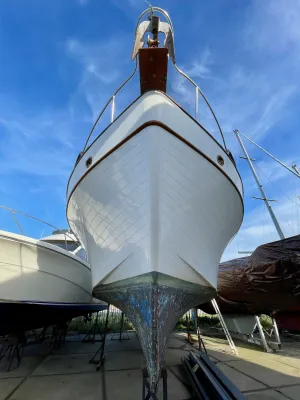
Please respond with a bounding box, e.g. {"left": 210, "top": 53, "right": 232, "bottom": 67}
{"left": 1, "top": 332, "right": 300, "bottom": 399}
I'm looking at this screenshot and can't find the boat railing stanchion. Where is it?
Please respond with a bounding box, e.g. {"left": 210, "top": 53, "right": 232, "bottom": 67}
{"left": 89, "top": 305, "right": 110, "bottom": 371}
{"left": 81, "top": 58, "right": 137, "bottom": 152}
{"left": 211, "top": 299, "right": 238, "bottom": 355}
{"left": 195, "top": 86, "right": 199, "bottom": 120}
{"left": 111, "top": 95, "right": 115, "bottom": 123}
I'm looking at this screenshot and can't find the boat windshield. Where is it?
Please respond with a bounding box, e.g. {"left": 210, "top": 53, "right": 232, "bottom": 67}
{"left": 49, "top": 240, "right": 88, "bottom": 262}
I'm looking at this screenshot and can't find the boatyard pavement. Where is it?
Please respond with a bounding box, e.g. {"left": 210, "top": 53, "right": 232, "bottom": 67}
{"left": 1, "top": 332, "right": 300, "bottom": 399}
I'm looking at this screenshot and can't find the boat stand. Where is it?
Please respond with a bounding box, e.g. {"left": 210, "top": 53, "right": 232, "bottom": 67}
{"left": 194, "top": 309, "right": 207, "bottom": 354}
{"left": 185, "top": 309, "right": 207, "bottom": 354}
{"left": 251, "top": 316, "right": 281, "bottom": 352}
{"left": 185, "top": 310, "right": 193, "bottom": 345}
{"left": 111, "top": 312, "right": 130, "bottom": 341}
{"left": 142, "top": 368, "right": 168, "bottom": 400}
{"left": 49, "top": 322, "right": 68, "bottom": 349}
{"left": 31, "top": 327, "right": 47, "bottom": 344}
{"left": 222, "top": 314, "right": 281, "bottom": 352}
{"left": 0, "top": 333, "right": 27, "bottom": 371}
{"left": 89, "top": 305, "right": 110, "bottom": 371}
{"left": 82, "top": 311, "right": 103, "bottom": 343}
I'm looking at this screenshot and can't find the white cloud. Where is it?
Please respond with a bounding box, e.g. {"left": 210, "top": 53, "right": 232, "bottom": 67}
{"left": 183, "top": 47, "right": 213, "bottom": 80}
{"left": 170, "top": 1, "right": 300, "bottom": 149}
{"left": 244, "top": 0, "right": 300, "bottom": 55}
{"left": 0, "top": 110, "right": 76, "bottom": 178}
{"left": 255, "top": 158, "right": 300, "bottom": 185}
{"left": 66, "top": 38, "right": 123, "bottom": 84}
{"left": 66, "top": 35, "right": 135, "bottom": 123}
{"left": 172, "top": 61, "right": 296, "bottom": 147}
{"left": 0, "top": 32, "right": 135, "bottom": 186}
{"left": 249, "top": 86, "right": 296, "bottom": 140}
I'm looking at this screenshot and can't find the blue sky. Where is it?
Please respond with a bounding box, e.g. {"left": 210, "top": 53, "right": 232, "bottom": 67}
{"left": 0, "top": 0, "right": 299, "bottom": 259}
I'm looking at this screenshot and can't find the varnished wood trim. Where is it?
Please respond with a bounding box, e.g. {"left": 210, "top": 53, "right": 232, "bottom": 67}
{"left": 67, "top": 121, "right": 244, "bottom": 214}
{"left": 66, "top": 91, "right": 244, "bottom": 194}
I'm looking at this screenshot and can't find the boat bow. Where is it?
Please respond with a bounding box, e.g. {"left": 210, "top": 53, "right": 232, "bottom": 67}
{"left": 66, "top": 6, "right": 244, "bottom": 393}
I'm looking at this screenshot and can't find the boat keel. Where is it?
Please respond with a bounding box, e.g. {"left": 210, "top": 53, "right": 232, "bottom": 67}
{"left": 93, "top": 272, "right": 215, "bottom": 393}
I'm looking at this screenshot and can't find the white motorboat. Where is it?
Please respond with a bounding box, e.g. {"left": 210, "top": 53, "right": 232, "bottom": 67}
{"left": 66, "top": 7, "right": 243, "bottom": 392}
{"left": 0, "top": 207, "right": 105, "bottom": 336}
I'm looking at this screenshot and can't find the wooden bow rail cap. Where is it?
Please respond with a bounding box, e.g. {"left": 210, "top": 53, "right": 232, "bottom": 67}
{"left": 139, "top": 47, "right": 168, "bottom": 94}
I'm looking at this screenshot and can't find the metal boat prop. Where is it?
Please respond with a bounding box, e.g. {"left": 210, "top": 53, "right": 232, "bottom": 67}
{"left": 67, "top": 7, "right": 244, "bottom": 393}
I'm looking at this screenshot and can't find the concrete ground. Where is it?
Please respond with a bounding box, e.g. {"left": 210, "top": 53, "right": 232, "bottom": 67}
{"left": 0, "top": 331, "right": 300, "bottom": 399}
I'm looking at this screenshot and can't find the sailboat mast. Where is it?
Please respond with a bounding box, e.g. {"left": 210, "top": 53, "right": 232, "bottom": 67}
{"left": 238, "top": 131, "right": 300, "bottom": 179}
{"left": 234, "top": 129, "right": 285, "bottom": 240}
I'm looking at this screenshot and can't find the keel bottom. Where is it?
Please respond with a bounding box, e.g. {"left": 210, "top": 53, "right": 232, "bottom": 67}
{"left": 93, "top": 272, "right": 215, "bottom": 392}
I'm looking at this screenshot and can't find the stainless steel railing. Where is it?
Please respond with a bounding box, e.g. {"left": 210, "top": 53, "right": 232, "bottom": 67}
{"left": 82, "top": 59, "right": 138, "bottom": 153}
{"left": 0, "top": 205, "right": 80, "bottom": 251}
{"left": 81, "top": 6, "right": 227, "bottom": 154}
{"left": 173, "top": 63, "right": 227, "bottom": 150}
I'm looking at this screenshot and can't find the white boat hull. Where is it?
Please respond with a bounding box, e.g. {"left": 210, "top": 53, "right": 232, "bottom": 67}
{"left": 0, "top": 230, "right": 92, "bottom": 304}
{"left": 67, "top": 91, "right": 243, "bottom": 294}
{"left": 67, "top": 90, "right": 243, "bottom": 388}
